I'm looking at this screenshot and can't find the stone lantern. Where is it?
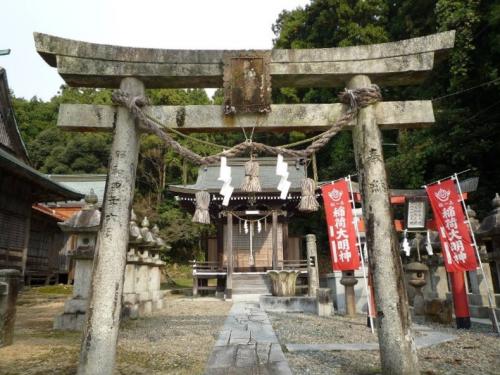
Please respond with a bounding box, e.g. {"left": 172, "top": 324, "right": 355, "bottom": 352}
{"left": 474, "top": 195, "right": 500, "bottom": 318}
{"left": 406, "top": 261, "right": 429, "bottom": 315}
{"left": 54, "top": 190, "right": 101, "bottom": 330}
{"left": 340, "top": 271, "right": 358, "bottom": 316}
{"left": 122, "top": 213, "right": 168, "bottom": 319}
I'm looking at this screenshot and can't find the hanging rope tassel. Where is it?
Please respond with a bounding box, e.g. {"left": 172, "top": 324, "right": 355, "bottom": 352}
{"left": 192, "top": 191, "right": 211, "bottom": 224}
{"left": 240, "top": 159, "right": 262, "bottom": 193}
{"left": 426, "top": 229, "right": 434, "bottom": 255}
{"left": 299, "top": 178, "right": 320, "bottom": 212}
{"left": 402, "top": 229, "right": 411, "bottom": 256}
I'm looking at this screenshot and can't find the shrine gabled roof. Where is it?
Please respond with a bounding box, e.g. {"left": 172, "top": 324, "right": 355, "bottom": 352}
{"left": 0, "top": 67, "right": 29, "bottom": 163}
{"left": 169, "top": 157, "right": 306, "bottom": 194}
{"left": 0, "top": 147, "right": 83, "bottom": 202}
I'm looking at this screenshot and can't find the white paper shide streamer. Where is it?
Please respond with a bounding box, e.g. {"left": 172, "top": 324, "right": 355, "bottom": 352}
{"left": 402, "top": 229, "right": 411, "bottom": 256}
{"left": 426, "top": 229, "right": 434, "bottom": 255}
{"left": 276, "top": 154, "right": 291, "bottom": 199}
{"left": 218, "top": 156, "right": 234, "bottom": 206}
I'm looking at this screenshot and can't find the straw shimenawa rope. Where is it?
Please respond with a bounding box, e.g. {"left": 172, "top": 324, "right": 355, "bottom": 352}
{"left": 192, "top": 190, "right": 211, "bottom": 224}
{"left": 240, "top": 159, "right": 262, "bottom": 193}
{"left": 298, "top": 178, "right": 320, "bottom": 212}
{"left": 111, "top": 85, "right": 381, "bottom": 165}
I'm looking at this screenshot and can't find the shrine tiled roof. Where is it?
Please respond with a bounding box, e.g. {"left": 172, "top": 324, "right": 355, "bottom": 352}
{"left": 169, "top": 157, "right": 306, "bottom": 194}
{"left": 0, "top": 147, "right": 83, "bottom": 202}
{"left": 44, "top": 174, "right": 107, "bottom": 207}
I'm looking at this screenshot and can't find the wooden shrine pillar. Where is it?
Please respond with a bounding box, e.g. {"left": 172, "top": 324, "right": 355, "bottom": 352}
{"left": 77, "top": 78, "right": 143, "bottom": 375}
{"left": 349, "top": 75, "right": 419, "bottom": 374}
{"left": 226, "top": 212, "right": 233, "bottom": 299}
{"left": 272, "top": 210, "right": 278, "bottom": 269}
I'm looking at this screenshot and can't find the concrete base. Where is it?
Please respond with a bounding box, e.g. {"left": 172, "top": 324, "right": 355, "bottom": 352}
{"left": 285, "top": 325, "right": 456, "bottom": 352}
{"left": 0, "top": 269, "right": 21, "bottom": 347}
{"left": 54, "top": 298, "right": 88, "bottom": 330}
{"left": 259, "top": 295, "right": 316, "bottom": 313}
{"left": 54, "top": 312, "right": 86, "bottom": 330}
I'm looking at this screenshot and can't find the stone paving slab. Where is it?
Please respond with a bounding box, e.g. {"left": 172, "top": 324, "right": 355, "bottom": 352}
{"left": 205, "top": 302, "right": 292, "bottom": 375}
{"left": 285, "top": 326, "right": 456, "bottom": 352}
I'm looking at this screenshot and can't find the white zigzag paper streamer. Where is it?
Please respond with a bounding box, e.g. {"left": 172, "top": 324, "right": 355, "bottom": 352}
{"left": 218, "top": 156, "right": 233, "bottom": 206}
{"left": 402, "top": 229, "right": 411, "bottom": 257}
{"left": 426, "top": 229, "right": 434, "bottom": 255}
{"left": 276, "top": 154, "right": 291, "bottom": 199}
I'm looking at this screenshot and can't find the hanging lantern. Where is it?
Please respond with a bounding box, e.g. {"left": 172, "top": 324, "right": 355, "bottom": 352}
{"left": 298, "top": 178, "right": 319, "bottom": 212}
{"left": 192, "top": 190, "right": 211, "bottom": 224}
{"left": 241, "top": 159, "right": 262, "bottom": 193}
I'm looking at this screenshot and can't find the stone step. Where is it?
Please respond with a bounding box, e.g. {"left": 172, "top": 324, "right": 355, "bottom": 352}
{"left": 233, "top": 282, "right": 271, "bottom": 289}
{"left": 233, "top": 288, "right": 271, "bottom": 295}
{"left": 233, "top": 280, "right": 271, "bottom": 287}
{"left": 232, "top": 273, "right": 272, "bottom": 296}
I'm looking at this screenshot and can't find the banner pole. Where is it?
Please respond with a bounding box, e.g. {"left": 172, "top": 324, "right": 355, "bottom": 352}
{"left": 347, "top": 175, "right": 375, "bottom": 334}
{"left": 454, "top": 173, "right": 500, "bottom": 334}
{"left": 421, "top": 169, "right": 471, "bottom": 188}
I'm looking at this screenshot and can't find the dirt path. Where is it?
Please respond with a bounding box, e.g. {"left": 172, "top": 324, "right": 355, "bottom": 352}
{"left": 0, "top": 290, "right": 231, "bottom": 375}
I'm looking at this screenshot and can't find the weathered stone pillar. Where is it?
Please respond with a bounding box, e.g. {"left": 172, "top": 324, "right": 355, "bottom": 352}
{"left": 122, "top": 248, "right": 139, "bottom": 319}
{"left": 349, "top": 75, "right": 419, "bottom": 374}
{"left": 340, "top": 271, "right": 358, "bottom": 316}
{"left": 0, "top": 269, "right": 21, "bottom": 348}
{"left": 434, "top": 265, "right": 449, "bottom": 299}
{"left": 137, "top": 251, "right": 153, "bottom": 316}
{"left": 316, "top": 288, "right": 333, "bottom": 316}
{"left": 272, "top": 211, "right": 278, "bottom": 269}
{"left": 78, "top": 77, "right": 144, "bottom": 375}
{"left": 306, "top": 234, "right": 319, "bottom": 297}
{"left": 226, "top": 212, "right": 233, "bottom": 299}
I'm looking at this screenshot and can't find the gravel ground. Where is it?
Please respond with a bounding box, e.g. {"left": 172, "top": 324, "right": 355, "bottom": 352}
{"left": 268, "top": 312, "right": 500, "bottom": 375}
{"left": 0, "top": 290, "right": 231, "bottom": 375}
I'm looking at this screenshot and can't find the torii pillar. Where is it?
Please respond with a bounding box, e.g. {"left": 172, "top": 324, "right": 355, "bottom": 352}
{"left": 35, "top": 30, "right": 455, "bottom": 375}
{"left": 350, "top": 74, "right": 418, "bottom": 372}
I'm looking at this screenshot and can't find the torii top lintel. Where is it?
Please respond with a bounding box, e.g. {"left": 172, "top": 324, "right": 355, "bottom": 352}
{"left": 34, "top": 31, "right": 455, "bottom": 89}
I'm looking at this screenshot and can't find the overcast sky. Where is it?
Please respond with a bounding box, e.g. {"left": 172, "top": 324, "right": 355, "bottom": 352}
{"left": 1, "top": 0, "right": 310, "bottom": 101}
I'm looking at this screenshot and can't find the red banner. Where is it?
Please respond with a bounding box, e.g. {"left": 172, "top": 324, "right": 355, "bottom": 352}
{"left": 426, "top": 179, "right": 477, "bottom": 272}
{"left": 321, "top": 180, "right": 360, "bottom": 271}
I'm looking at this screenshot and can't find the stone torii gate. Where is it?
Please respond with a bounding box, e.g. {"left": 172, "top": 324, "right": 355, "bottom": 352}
{"left": 35, "top": 31, "right": 455, "bottom": 375}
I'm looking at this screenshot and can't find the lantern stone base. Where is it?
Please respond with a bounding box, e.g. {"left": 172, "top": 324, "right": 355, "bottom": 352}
{"left": 323, "top": 271, "right": 368, "bottom": 314}
{"left": 259, "top": 295, "right": 316, "bottom": 314}
{"left": 54, "top": 310, "right": 86, "bottom": 330}
{"left": 423, "top": 298, "right": 452, "bottom": 325}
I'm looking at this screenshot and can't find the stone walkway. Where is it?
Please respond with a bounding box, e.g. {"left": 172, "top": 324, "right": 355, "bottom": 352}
{"left": 205, "top": 302, "right": 292, "bottom": 375}
{"left": 285, "top": 324, "right": 456, "bottom": 352}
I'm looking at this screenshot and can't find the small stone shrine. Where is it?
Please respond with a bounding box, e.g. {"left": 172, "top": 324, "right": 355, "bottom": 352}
{"left": 54, "top": 191, "right": 168, "bottom": 330}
